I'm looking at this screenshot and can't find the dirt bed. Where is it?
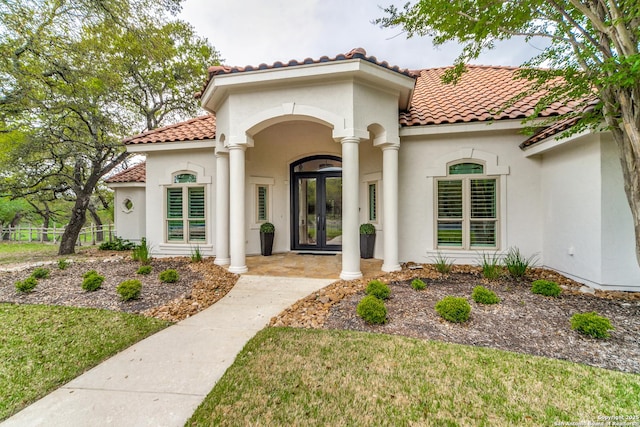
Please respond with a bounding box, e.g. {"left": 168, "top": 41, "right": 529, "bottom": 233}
{"left": 0, "top": 255, "right": 238, "bottom": 321}
{"left": 273, "top": 265, "right": 640, "bottom": 374}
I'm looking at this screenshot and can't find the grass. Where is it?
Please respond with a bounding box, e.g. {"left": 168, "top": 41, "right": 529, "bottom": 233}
{"left": 0, "top": 242, "right": 59, "bottom": 265}
{"left": 0, "top": 303, "right": 171, "bottom": 420}
{"left": 188, "top": 327, "right": 640, "bottom": 426}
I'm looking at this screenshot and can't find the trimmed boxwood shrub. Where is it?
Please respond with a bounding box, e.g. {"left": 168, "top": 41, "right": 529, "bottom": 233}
{"left": 531, "top": 279, "right": 562, "bottom": 297}
{"left": 31, "top": 267, "right": 50, "bottom": 279}
{"left": 117, "top": 279, "right": 142, "bottom": 301}
{"left": 356, "top": 295, "right": 387, "bottom": 324}
{"left": 137, "top": 265, "right": 153, "bottom": 275}
{"left": 365, "top": 279, "right": 390, "bottom": 300}
{"left": 82, "top": 271, "right": 105, "bottom": 291}
{"left": 435, "top": 296, "right": 471, "bottom": 323}
{"left": 159, "top": 269, "right": 179, "bottom": 283}
{"left": 16, "top": 277, "right": 38, "bottom": 293}
{"left": 472, "top": 286, "right": 500, "bottom": 305}
{"left": 571, "top": 312, "right": 614, "bottom": 339}
{"left": 411, "top": 278, "right": 426, "bottom": 290}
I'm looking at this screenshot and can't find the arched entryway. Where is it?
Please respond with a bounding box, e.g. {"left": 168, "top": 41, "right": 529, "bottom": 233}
{"left": 290, "top": 155, "right": 342, "bottom": 251}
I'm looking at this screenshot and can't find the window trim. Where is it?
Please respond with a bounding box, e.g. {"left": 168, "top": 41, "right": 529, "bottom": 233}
{"left": 434, "top": 161, "right": 500, "bottom": 250}
{"left": 249, "top": 176, "right": 275, "bottom": 228}
{"left": 164, "top": 172, "right": 207, "bottom": 244}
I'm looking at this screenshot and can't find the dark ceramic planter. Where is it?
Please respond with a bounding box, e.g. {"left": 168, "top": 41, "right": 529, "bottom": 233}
{"left": 360, "top": 234, "right": 376, "bottom": 259}
{"left": 260, "top": 232, "right": 274, "bottom": 256}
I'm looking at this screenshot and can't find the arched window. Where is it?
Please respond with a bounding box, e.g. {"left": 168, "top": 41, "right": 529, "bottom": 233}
{"left": 166, "top": 172, "right": 206, "bottom": 243}
{"left": 436, "top": 161, "right": 498, "bottom": 249}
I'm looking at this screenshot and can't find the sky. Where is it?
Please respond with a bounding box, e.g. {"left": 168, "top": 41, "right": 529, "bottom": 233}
{"left": 178, "top": 0, "right": 548, "bottom": 70}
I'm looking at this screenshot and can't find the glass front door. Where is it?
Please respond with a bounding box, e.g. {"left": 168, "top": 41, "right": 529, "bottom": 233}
{"left": 291, "top": 156, "right": 342, "bottom": 251}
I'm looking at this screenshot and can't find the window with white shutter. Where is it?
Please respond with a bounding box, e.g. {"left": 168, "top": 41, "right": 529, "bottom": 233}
{"left": 436, "top": 163, "right": 497, "bottom": 249}
{"left": 165, "top": 173, "right": 206, "bottom": 243}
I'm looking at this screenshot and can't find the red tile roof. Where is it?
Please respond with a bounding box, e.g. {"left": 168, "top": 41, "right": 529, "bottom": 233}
{"left": 106, "top": 161, "right": 146, "bottom": 183}
{"left": 195, "top": 48, "right": 417, "bottom": 98}
{"left": 124, "top": 115, "right": 215, "bottom": 145}
{"left": 401, "top": 65, "right": 576, "bottom": 126}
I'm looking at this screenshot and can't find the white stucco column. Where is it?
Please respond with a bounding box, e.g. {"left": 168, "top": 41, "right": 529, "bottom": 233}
{"left": 340, "top": 136, "right": 363, "bottom": 280}
{"left": 382, "top": 144, "right": 401, "bottom": 272}
{"left": 228, "top": 144, "right": 248, "bottom": 273}
{"left": 214, "top": 150, "right": 230, "bottom": 266}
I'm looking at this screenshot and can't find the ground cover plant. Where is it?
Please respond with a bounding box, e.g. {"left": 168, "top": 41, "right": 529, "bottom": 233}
{"left": 472, "top": 285, "right": 500, "bottom": 304}
{"left": 435, "top": 296, "right": 471, "bottom": 323}
{"left": 356, "top": 295, "right": 387, "bottom": 324}
{"left": 478, "top": 252, "right": 502, "bottom": 280}
{"left": 117, "top": 279, "right": 142, "bottom": 301}
{"left": 365, "top": 279, "right": 390, "bottom": 300}
{"left": 571, "top": 312, "right": 614, "bottom": 339}
{"left": 81, "top": 270, "right": 105, "bottom": 291}
{"left": 15, "top": 277, "right": 38, "bottom": 293}
{"left": 532, "top": 279, "right": 562, "bottom": 297}
{"left": 410, "top": 278, "right": 426, "bottom": 290}
{"left": 136, "top": 265, "right": 152, "bottom": 275}
{"left": 187, "top": 327, "right": 640, "bottom": 426}
{"left": 503, "top": 247, "right": 537, "bottom": 278}
{"left": 31, "top": 267, "right": 50, "bottom": 279}
{"left": 0, "top": 303, "right": 170, "bottom": 420}
{"left": 159, "top": 269, "right": 179, "bottom": 283}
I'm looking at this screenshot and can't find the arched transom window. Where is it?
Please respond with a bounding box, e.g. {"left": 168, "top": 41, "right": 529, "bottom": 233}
{"left": 436, "top": 161, "right": 498, "bottom": 249}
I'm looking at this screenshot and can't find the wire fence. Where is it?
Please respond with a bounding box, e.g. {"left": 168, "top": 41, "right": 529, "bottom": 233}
{"left": 0, "top": 223, "right": 116, "bottom": 246}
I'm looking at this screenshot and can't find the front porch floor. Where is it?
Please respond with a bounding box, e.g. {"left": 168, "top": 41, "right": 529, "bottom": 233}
{"left": 244, "top": 252, "right": 383, "bottom": 279}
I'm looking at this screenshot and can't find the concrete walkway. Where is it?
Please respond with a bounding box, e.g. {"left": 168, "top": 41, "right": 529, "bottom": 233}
{"left": 3, "top": 275, "right": 333, "bottom": 427}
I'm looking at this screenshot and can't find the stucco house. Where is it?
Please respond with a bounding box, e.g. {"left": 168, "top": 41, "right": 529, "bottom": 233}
{"left": 106, "top": 48, "right": 640, "bottom": 292}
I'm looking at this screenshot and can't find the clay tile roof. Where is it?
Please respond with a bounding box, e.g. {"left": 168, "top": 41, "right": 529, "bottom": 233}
{"left": 519, "top": 99, "right": 599, "bottom": 148}
{"left": 401, "top": 65, "right": 575, "bottom": 126}
{"left": 123, "top": 114, "right": 215, "bottom": 145}
{"left": 106, "top": 161, "right": 146, "bottom": 183}
{"left": 195, "top": 48, "right": 417, "bottom": 98}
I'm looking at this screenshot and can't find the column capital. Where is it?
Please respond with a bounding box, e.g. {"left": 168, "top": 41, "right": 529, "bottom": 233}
{"left": 340, "top": 136, "right": 361, "bottom": 145}
{"left": 215, "top": 148, "right": 229, "bottom": 158}
{"left": 380, "top": 143, "right": 400, "bottom": 152}
{"left": 227, "top": 143, "right": 247, "bottom": 152}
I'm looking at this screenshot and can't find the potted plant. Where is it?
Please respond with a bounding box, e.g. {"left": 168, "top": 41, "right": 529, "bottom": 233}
{"left": 359, "top": 223, "right": 376, "bottom": 259}
{"left": 260, "top": 222, "right": 275, "bottom": 256}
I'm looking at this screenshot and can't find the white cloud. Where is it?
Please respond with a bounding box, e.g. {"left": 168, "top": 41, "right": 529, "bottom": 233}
{"left": 179, "top": 0, "right": 546, "bottom": 70}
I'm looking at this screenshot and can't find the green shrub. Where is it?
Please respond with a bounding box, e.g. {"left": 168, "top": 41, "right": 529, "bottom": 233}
{"left": 82, "top": 272, "right": 105, "bottom": 291}
{"left": 431, "top": 252, "right": 453, "bottom": 274}
{"left": 503, "top": 247, "right": 538, "bottom": 278}
{"left": 359, "top": 223, "right": 376, "bottom": 235}
{"left": 356, "top": 295, "right": 387, "bottom": 324}
{"left": 411, "top": 278, "right": 426, "bottom": 290}
{"left": 571, "top": 312, "right": 614, "bottom": 339}
{"left": 472, "top": 286, "right": 500, "bottom": 304}
{"left": 57, "top": 259, "right": 70, "bottom": 270}
{"left": 83, "top": 269, "right": 99, "bottom": 279}
{"left": 260, "top": 222, "right": 275, "bottom": 233}
{"left": 190, "top": 245, "right": 203, "bottom": 263}
{"left": 132, "top": 238, "right": 151, "bottom": 265}
{"left": 117, "top": 279, "right": 142, "bottom": 301}
{"left": 365, "top": 279, "right": 390, "bottom": 300}
{"left": 531, "top": 280, "right": 562, "bottom": 297}
{"left": 159, "top": 269, "right": 179, "bottom": 283}
{"left": 136, "top": 265, "right": 153, "bottom": 275}
{"left": 15, "top": 277, "right": 38, "bottom": 293}
{"left": 478, "top": 252, "right": 502, "bottom": 280}
{"left": 31, "top": 267, "right": 50, "bottom": 279}
{"left": 99, "top": 236, "right": 135, "bottom": 251}
{"left": 435, "top": 296, "right": 471, "bottom": 323}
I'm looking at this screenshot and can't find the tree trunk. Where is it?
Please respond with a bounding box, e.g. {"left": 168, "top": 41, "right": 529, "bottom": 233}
{"left": 42, "top": 215, "right": 50, "bottom": 242}
{"left": 58, "top": 193, "right": 91, "bottom": 255}
{"left": 88, "top": 204, "right": 104, "bottom": 241}
{"left": 2, "top": 213, "right": 22, "bottom": 241}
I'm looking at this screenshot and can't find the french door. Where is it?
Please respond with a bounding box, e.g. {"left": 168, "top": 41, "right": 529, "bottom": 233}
{"left": 291, "top": 156, "right": 342, "bottom": 251}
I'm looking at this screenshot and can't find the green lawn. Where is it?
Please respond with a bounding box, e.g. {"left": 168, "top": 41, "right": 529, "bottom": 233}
{"left": 0, "top": 242, "right": 100, "bottom": 266}
{"left": 0, "top": 303, "right": 171, "bottom": 420}
{"left": 188, "top": 327, "right": 640, "bottom": 426}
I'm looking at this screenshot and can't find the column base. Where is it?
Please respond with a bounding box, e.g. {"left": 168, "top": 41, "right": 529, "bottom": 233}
{"left": 382, "top": 263, "right": 402, "bottom": 272}
{"left": 214, "top": 257, "right": 230, "bottom": 266}
{"left": 340, "top": 270, "right": 363, "bottom": 280}
{"left": 228, "top": 265, "right": 248, "bottom": 274}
